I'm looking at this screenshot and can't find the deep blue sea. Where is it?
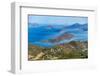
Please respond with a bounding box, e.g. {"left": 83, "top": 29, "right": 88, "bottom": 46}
{"left": 28, "top": 23, "right": 88, "bottom": 47}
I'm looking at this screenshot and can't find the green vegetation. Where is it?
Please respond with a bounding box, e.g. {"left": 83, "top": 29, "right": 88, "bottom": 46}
{"left": 28, "top": 41, "right": 88, "bottom": 61}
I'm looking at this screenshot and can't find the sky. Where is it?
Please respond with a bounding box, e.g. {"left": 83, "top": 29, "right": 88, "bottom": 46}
{"left": 28, "top": 15, "right": 88, "bottom": 25}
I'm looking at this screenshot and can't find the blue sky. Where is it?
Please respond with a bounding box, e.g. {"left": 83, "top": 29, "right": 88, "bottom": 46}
{"left": 28, "top": 15, "right": 88, "bottom": 25}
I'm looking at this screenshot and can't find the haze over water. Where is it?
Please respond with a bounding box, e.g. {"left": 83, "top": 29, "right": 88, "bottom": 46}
{"left": 28, "top": 15, "right": 88, "bottom": 47}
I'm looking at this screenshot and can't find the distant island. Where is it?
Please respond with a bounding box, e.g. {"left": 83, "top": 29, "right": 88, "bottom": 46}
{"left": 42, "top": 33, "right": 74, "bottom": 43}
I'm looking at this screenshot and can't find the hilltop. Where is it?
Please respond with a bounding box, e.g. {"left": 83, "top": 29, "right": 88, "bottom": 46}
{"left": 28, "top": 41, "right": 88, "bottom": 60}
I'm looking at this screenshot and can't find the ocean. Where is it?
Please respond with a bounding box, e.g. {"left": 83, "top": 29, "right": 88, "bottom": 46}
{"left": 28, "top": 23, "right": 88, "bottom": 47}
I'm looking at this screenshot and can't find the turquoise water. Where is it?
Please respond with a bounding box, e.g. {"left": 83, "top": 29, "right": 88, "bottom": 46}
{"left": 28, "top": 23, "right": 88, "bottom": 47}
